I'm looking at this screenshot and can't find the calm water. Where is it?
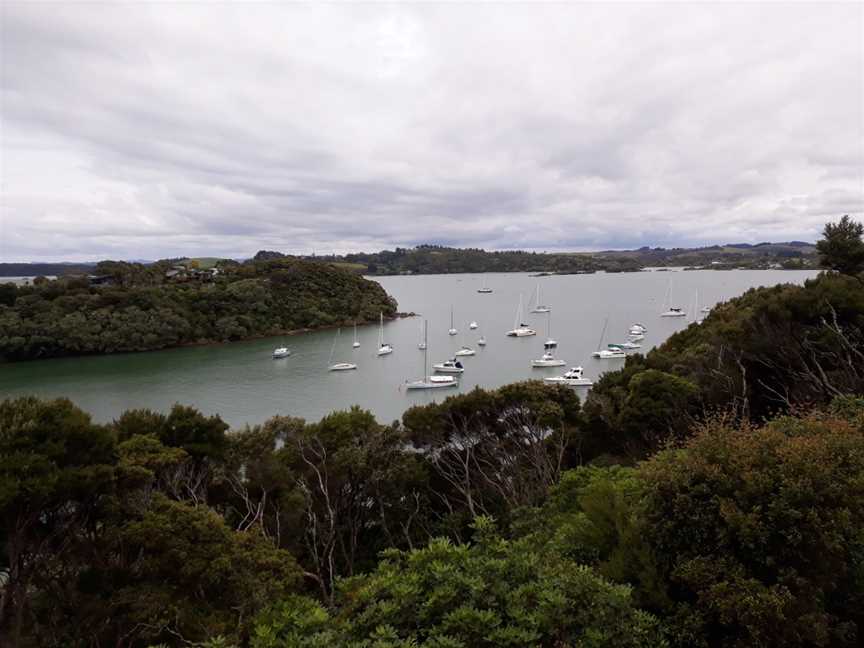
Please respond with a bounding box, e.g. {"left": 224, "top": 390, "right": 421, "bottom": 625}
{"left": 0, "top": 270, "right": 816, "bottom": 427}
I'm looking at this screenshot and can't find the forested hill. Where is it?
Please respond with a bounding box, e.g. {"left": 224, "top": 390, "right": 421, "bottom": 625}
{"left": 305, "top": 241, "right": 817, "bottom": 274}
{"left": 0, "top": 257, "right": 397, "bottom": 361}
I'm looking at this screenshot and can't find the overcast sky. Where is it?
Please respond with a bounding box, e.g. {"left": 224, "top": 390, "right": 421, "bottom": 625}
{"left": 1, "top": 2, "right": 862, "bottom": 262}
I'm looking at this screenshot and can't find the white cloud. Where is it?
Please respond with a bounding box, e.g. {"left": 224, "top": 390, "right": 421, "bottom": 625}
{"left": 1, "top": 2, "right": 862, "bottom": 261}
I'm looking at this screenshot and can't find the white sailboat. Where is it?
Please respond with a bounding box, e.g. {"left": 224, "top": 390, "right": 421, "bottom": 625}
{"left": 417, "top": 318, "right": 427, "bottom": 350}
{"left": 532, "top": 312, "right": 564, "bottom": 366}
{"left": 545, "top": 366, "right": 593, "bottom": 386}
{"left": 405, "top": 321, "right": 458, "bottom": 390}
{"left": 328, "top": 329, "right": 357, "bottom": 371}
{"left": 448, "top": 306, "right": 458, "bottom": 335}
{"left": 469, "top": 321, "right": 478, "bottom": 330}
{"left": 352, "top": 322, "right": 360, "bottom": 348}
{"left": 592, "top": 318, "right": 626, "bottom": 359}
{"left": 660, "top": 281, "right": 687, "bottom": 317}
{"left": 477, "top": 335, "right": 487, "bottom": 346}
{"left": 377, "top": 313, "right": 393, "bottom": 355}
{"left": 530, "top": 283, "right": 551, "bottom": 313}
{"left": 506, "top": 294, "right": 537, "bottom": 337}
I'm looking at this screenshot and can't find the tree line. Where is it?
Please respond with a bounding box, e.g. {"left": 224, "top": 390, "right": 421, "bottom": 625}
{"left": 0, "top": 257, "right": 397, "bottom": 361}
{"left": 1, "top": 216, "right": 862, "bottom": 647}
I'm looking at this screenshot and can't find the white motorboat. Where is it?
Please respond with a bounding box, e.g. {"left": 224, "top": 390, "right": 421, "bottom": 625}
{"left": 328, "top": 329, "right": 358, "bottom": 371}
{"left": 629, "top": 323, "right": 647, "bottom": 334}
{"left": 469, "top": 321, "right": 478, "bottom": 330}
{"left": 506, "top": 294, "right": 537, "bottom": 337}
{"left": 352, "top": 323, "right": 360, "bottom": 348}
{"left": 455, "top": 346, "right": 475, "bottom": 357}
{"left": 661, "top": 307, "right": 687, "bottom": 318}
{"left": 477, "top": 336, "right": 487, "bottom": 346}
{"left": 448, "top": 306, "right": 458, "bottom": 335}
{"left": 701, "top": 306, "right": 711, "bottom": 313}
{"left": 329, "top": 362, "right": 357, "bottom": 371}
{"left": 377, "top": 313, "right": 393, "bottom": 355}
{"left": 628, "top": 333, "right": 645, "bottom": 342}
{"left": 272, "top": 347, "right": 290, "bottom": 359}
{"left": 532, "top": 352, "right": 566, "bottom": 367}
{"left": 592, "top": 348, "right": 626, "bottom": 359}
{"left": 609, "top": 340, "right": 641, "bottom": 350}
{"left": 405, "top": 321, "right": 459, "bottom": 390}
{"left": 477, "top": 279, "right": 493, "bottom": 293}
{"left": 530, "top": 283, "right": 551, "bottom": 313}
{"left": 433, "top": 358, "right": 465, "bottom": 373}
{"left": 545, "top": 366, "right": 593, "bottom": 387}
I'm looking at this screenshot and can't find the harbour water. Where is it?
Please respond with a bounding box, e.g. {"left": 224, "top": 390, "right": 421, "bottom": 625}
{"left": 0, "top": 270, "right": 816, "bottom": 427}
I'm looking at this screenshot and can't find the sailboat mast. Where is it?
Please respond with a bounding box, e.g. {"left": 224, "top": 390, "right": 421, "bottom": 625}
{"left": 597, "top": 317, "right": 609, "bottom": 350}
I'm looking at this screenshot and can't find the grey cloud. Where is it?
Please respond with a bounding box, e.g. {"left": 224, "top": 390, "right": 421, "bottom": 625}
{"left": 1, "top": 2, "right": 862, "bottom": 262}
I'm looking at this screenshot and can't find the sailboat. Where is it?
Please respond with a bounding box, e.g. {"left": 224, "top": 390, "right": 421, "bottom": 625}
{"left": 377, "top": 313, "right": 393, "bottom": 355}
{"left": 660, "top": 280, "right": 687, "bottom": 317}
{"left": 469, "top": 321, "right": 479, "bottom": 330}
{"left": 328, "top": 329, "right": 357, "bottom": 371}
{"left": 405, "top": 321, "right": 458, "bottom": 390}
{"left": 530, "top": 284, "right": 551, "bottom": 313}
{"left": 477, "top": 335, "right": 487, "bottom": 346}
{"left": 417, "top": 318, "right": 427, "bottom": 349}
{"left": 592, "top": 317, "right": 626, "bottom": 359}
{"left": 448, "top": 306, "right": 458, "bottom": 335}
{"left": 506, "top": 294, "right": 537, "bottom": 337}
{"left": 352, "top": 322, "right": 360, "bottom": 348}
{"left": 545, "top": 366, "right": 593, "bottom": 386}
{"left": 532, "top": 312, "right": 564, "bottom": 366}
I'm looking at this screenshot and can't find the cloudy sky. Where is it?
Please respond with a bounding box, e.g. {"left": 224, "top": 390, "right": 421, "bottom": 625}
{"left": 1, "top": 2, "right": 862, "bottom": 262}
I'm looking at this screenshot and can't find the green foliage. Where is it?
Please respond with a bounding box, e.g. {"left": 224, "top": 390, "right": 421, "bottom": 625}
{"left": 639, "top": 403, "right": 864, "bottom": 647}
{"left": 0, "top": 257, "right": 397, "bottom": 361}
{"left": 253, "top": 518, "right": 666, "bottom": 648}
{"left": 817, "top": 215, "right": 864, "bottom": 275}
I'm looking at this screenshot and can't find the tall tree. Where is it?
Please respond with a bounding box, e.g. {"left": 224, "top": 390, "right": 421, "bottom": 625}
{"left": 817, "top": 215, "right": 864, "bottom": 276}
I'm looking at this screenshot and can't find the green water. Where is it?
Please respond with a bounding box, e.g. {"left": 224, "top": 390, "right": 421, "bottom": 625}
{"left": 0, "top": 270, "right": 816, "bottom": 427}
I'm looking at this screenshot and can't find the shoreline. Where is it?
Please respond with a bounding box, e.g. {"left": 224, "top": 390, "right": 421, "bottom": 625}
{"left": 0, "top": 311, "right": 417, "bottom": 364}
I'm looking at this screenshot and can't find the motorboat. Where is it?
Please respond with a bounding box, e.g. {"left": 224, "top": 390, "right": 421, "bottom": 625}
{"left": 609, "top": 340, "right": 641, "bottom": 350}
{"left": 592, "top": 348, "right": 626, "bottom": 359}
{"left": 433, "top": 358, "right": 465, "bottom": 373}
{"left": 477, "top": 279, "right": 493, "bottom": 293}
{"left": 469, "top": 321, "right": 478, "bottom": 330}
{"left": 272, "top": 347, "right": 290, "bottom": 359}
{"left": 532, "top": 352, "right": 566, "bottom": 367}
{"left": 530, "top": 284, "right": 551, "bottom": 313}
{"left": 661, "top": 307, "right": 687, "bottom": 318}
{"left": 405, "top": 321, "right": 459, "bottom": 390}
{"left": 545, "top": 366, "right": 593, "bottom": 387}
{"left": 477, "top": 336, "right": 487, "bottom": 346}
{"left": 629, "top": 323, "right": 647, "bottom": 334}
{"left": 628, "top": 333, "right": 645, "bottom": 342}
{"left": 377, "top": 313, "right": 393, "bottom": 355}
{"left": 329, "top": 362, "right": 357, "bottom": 371}
{"left": 455, "top": 346, "right": 475, "bottom": 357}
